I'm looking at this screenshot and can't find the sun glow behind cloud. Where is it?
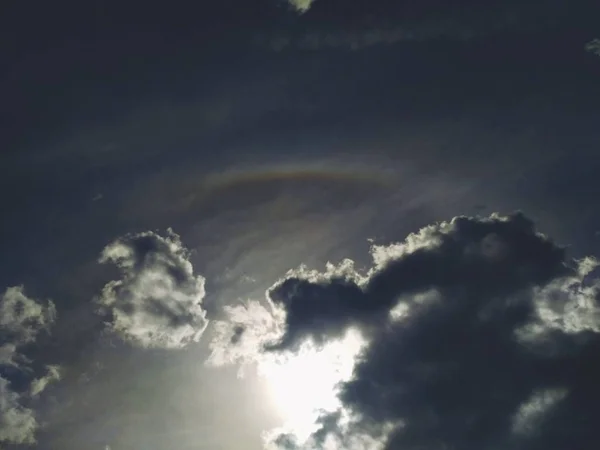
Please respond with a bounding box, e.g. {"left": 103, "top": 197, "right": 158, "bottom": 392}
{"left": 258, "top": 329, "right": 366, "bottom": 442}
{"left": 206, "top": 295, "right": 377, "bottom": 448}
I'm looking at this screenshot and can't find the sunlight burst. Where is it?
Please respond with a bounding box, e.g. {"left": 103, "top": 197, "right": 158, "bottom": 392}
{"left": 258, "top": 329, "right": 366, "bottom": 441}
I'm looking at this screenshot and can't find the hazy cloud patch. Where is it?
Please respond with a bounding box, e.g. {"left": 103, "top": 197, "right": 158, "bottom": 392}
{"left": 29, "top": 365, "right": 62, "bottom": 397}
{"left": 511, "top": 388, "right": 568, "bottom": 436}
{"left": 585, "top": 38, "right": 600, "bottom": 56}
{"left": 96, "top": 229, "right": 208, "bottom": 349}
{"left": 286, "top": 0, "right": 316, "bottom": 14}
{"left": 207, "top": 299, "right": 285, "bottom": 374}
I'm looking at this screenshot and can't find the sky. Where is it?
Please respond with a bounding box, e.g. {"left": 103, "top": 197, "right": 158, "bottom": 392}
{"left": 1, "top": 0, "right": 600, "bottom": 449}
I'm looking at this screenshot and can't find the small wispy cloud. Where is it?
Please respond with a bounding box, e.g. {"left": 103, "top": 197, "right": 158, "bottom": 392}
{"left": 30, "top": 365, "right": 62, "bottom": 397}
{"left": 287, "top": 0, "right": 316, "bottom": 14}
{"left": 585, "top": 38, "right": 600, "bottom": 56}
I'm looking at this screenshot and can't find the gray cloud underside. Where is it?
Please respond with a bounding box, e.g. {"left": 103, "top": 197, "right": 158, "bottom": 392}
{"left": 96, "top": 228, "right": 208, "bottom": 349}
{"left": 212, "top": 212, "right": 600, "bottom": 450}
{"left": 0, "top": 287, "right": 59, "bottom": 447}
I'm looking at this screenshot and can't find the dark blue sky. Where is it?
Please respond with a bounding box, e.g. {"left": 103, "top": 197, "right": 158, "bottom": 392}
{"left": 1, "top": 1, "right": 600, "bottom": 449}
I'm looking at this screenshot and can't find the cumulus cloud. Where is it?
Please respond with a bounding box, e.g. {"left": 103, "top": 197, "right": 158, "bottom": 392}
{"left": 268, "top": 212, "right": 566, "bottom": 351}
{"left": 0, "top": 286, "right": 56, "bottom": 346}
{"left": 96, "top": 228, "right": 208, "bottom": 349}
{"left": 0, "top": 287, "right": 59, "bottom": 447}
{"left": 209, "top": 212, "right": 600, "bottom": 450}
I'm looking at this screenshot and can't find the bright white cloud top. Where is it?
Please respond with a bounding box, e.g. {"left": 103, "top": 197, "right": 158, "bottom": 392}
{"left": 96, "top": 228, "right": 208, "bottom": 349}
{"left": 0, "top": 286, "right": 60, "bottom": 447}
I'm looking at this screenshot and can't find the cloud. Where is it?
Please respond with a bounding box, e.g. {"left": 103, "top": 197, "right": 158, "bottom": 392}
{"left": 0, "top": 287, "right": 59, "bottom": 447}
{"left": 286, "top": 0, "right": 316, "bottom": 14}
{"left": 29, "top": 365, "right": 62, "bottom": 397}
{"left": 585, "top": 38, "right": 600, "bottom": 56}
{"left": 258, "top": 4, "right": 556, "bottom": 52}
{"left": 511, "top": 387, "right": 568, "bottom": 436}
{"left": 0, "top": 377, "right": 37, "bottom": 446}
{"left": 267, "top": 212, "right": 566, "bottom": 351}
{"left": 207, "top": 299, "right": 285, "bottom": 373}
{"left": 0, "top": 286, "right": 56, "bottom": 346}
{"left": 209, "top": 212, "right": 600, "bottom": 449}
{"left": 260, "top": 25, "right": 476, "bottom": 52}
{"left": 96, "top": 228, "right": 208, "bottom": 349}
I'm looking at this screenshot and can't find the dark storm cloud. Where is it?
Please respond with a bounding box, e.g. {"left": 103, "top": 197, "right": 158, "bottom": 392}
{"left": 213, "top": 212, "right": 600, "bottom": 449}
{"left": 96, "top": 229, "right": 209, "bottom": 349}
{"left": 0, "top": 287, "right": 60, "bottom": 447}
{"left": 267, "top": 212, "right": 567, "bottom": 351}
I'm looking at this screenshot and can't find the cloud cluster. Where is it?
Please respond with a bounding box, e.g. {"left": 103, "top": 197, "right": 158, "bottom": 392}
{"left": 96, "top": 229, "right": 208, "bottom": 349}
{"left": 0, "top": 286, "right": 59, "bottom": 447}
{"left": 210, "top": 212, "right": 600, "bottom": 450}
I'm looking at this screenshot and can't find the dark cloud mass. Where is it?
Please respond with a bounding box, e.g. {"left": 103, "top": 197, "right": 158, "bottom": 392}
{"left": 267, "top": 212, "right": 567, "bottom": 350}
{"left": 218, "top": 212, "right": 600, "bottom": 449}
{"left": 96, "top": 229, "right": 209, "bottom": 349}
{"left": 0, "top": 287, "right": 59, "bottom": 447}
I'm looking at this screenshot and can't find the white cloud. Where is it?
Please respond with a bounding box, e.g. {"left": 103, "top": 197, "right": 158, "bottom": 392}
{"left": 30, "top": 365, "right": 62, "bottom": 397}
{"left": 0, "top": 377, "right": 37, "bottom": 446}
{"left": 206, "top": 299, "right": 285, "bottom": 374}
{"left": 512, "top": 388, "right": 568, "bottom": 435}
{"left": 287, "top": 0, "right": 316, "bottom": 14}
{"left": 517, "top": 257, "right": 600, "bottom": 345}
{"left": 0, "top": 286, "right": 59, "bottom": 447}
{"left": 0, "top": 286, "right": 56, "bottom": 345}
{"left": 96, "top": 228, "right": 208, "bottom": 349}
